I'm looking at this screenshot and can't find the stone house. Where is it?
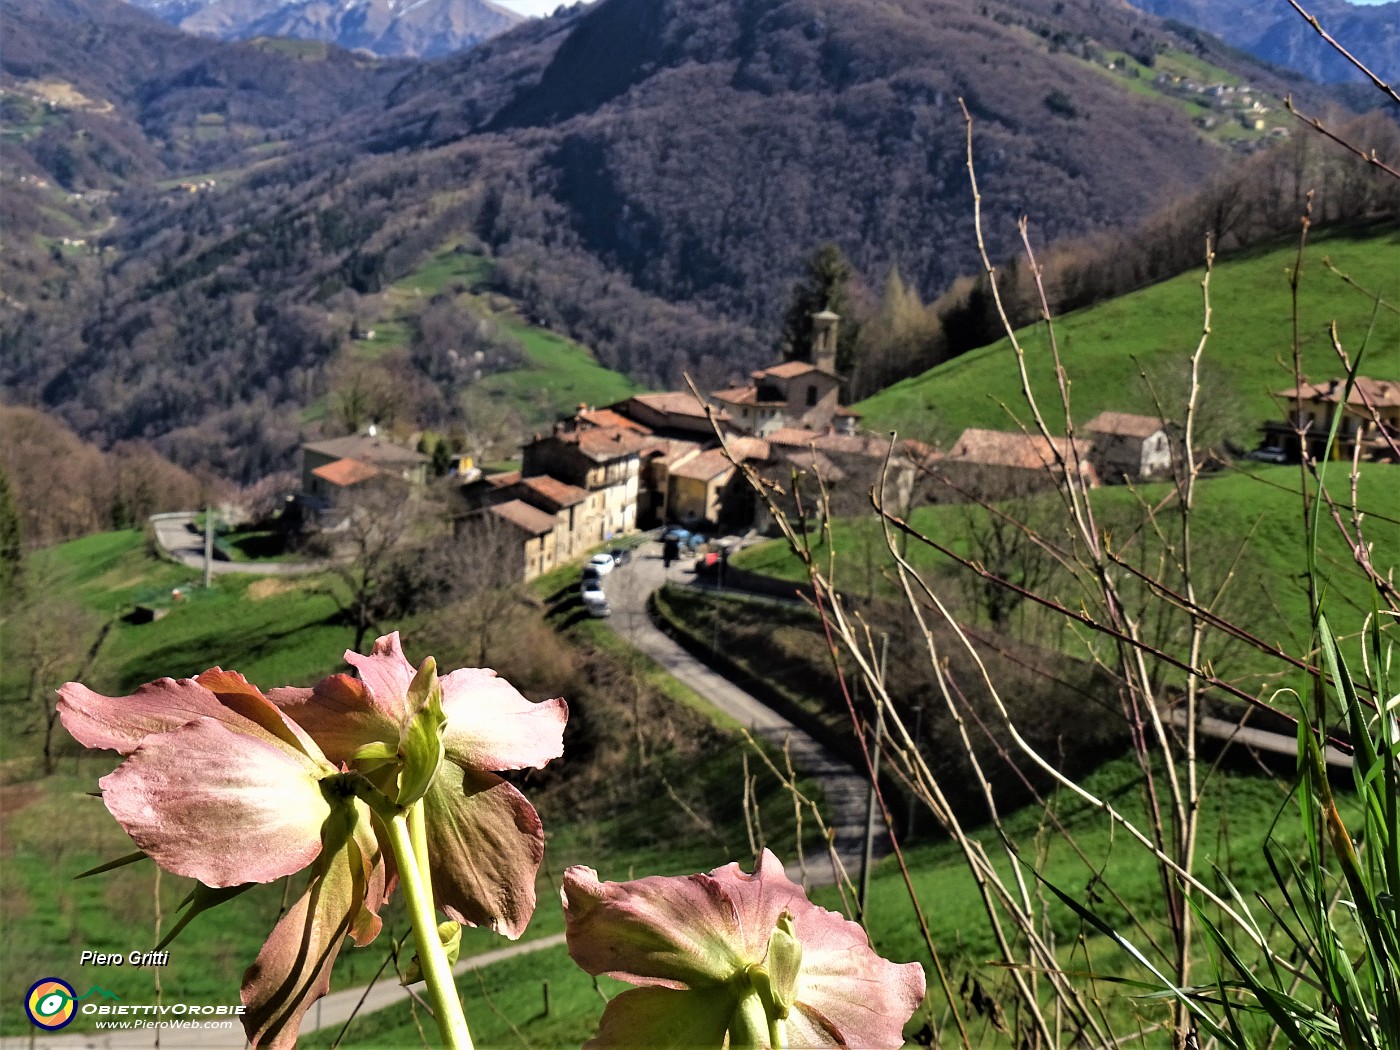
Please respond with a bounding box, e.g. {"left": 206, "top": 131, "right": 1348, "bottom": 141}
{"left": 937, "top": 428, "right": 1099, "bottom": 496}
{"left": 522, "top": 425, "right": 648, "bottom": 541}
{"left": 1083, "top": 411, "right": 1174, "bottom": 481}
{"left": 300, "top": 429, "right": 429, "bottom": 516}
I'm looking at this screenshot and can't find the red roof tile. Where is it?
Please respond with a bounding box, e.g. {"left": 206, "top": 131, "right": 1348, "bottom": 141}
{"left": 947, "top": 428, "right": 1093, "bottom": 470}
{"left": 488, "top": 499, "right": 558, "bottom": 536}
{"left": 520, "top": 474, "right": 589, "bottom": 508}
{"left": 311, "top": 458, "right": 381, "bottom": 487}
{"left": 670, "top": 449, "right": 736, "bottom": 482}
{"left": 1083, "top": 411, "right": 1168, "bottom": 439}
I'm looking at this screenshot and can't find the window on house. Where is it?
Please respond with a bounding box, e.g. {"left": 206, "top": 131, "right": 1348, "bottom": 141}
{"left": 806, "top": 385, "right": 817, "bottom": 406}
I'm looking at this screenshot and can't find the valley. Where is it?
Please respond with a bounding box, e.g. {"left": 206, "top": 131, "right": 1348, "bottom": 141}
{"left": 2, "top": 0, "right": 1399, "bottom": 1046}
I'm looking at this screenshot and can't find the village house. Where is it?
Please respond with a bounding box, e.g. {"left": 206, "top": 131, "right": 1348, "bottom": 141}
{"left": 300, "top": 429, "right": 429, "bottom": 513}
{"left": 1263, "top": 376, "right": 1400, "bottom": 463}
{"left": 936, "top": 428, "right": 1099, "bottom": 496}
{"left": 522, "top": 425, "right": 648, "bottom": 541}
{"left": 1083, "top": 411, "right": 1174, "bottom": 481}
{"left": 483, "top": 499, "right": 560, "bottom": 581}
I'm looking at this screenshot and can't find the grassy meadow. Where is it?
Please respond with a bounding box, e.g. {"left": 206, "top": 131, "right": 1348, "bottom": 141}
{"left": 0, "top": 530, "right": 818, "bottom": 1039}
{"left": 856, "top": 225, "right": 1400, "bottom": 447}
{"left": 732, "top": 462, "right": 1398, "bottom": 685}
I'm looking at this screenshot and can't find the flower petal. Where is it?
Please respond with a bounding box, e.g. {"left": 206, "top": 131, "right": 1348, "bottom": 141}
{"left": 241, "top": 819, "right": 380, "bottom": 1050}
{"left": 269, "top": 674, "right": 398, "bottom": 766}
{"left": 99, "top": 717, "right": 332, "bottom": 887}
{"left": 562, "top": 866, "right": 747, "bottom": 989}
{"left": 59, "top": 678, "right": 243, "bottom": 754}
{"left": 707, "top": 849, "right": 809, "bottom": 965}
{"left": 792, "top": 939, "right": 926, "bottom": 1049}
{"left": 584, "top": 987, "right": 734, "bottom": 1050}
{"left": 342, "top": 632, "right": 417, "bottom": 722}
{"left": 196, "top": 669, "right": 328, "bottom": 757}
{"left": 439, "top": 666, "right": 568, "bottom": 771}
{"left": 422, "top": 759, "right": 544, "bottom": 939}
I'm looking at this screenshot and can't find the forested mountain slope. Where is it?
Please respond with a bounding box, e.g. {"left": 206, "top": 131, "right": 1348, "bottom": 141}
{"left": 0, "top": 0, "right": 1351, "bottom": 482}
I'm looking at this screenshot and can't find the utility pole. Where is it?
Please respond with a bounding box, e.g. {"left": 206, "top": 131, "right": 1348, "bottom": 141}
{"left": 858, "top": 632, "right": 889, "bottom": 924}
{"left": 203, "top": 507, "right": 214, "bottom": 589}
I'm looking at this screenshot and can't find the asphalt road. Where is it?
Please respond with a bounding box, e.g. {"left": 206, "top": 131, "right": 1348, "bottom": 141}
{"left": 598, "top": 538, "right": 877, "bottom": 886}
{"left": 149, "top": 513, "right": 324, "bottom": 576}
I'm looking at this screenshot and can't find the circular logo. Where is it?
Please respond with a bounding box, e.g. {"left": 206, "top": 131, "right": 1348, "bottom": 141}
{"left": 26, "top": 978, "right": 77, "bottom": 1030}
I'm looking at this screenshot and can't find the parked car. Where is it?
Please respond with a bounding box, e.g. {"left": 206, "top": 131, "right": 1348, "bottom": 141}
{"left": 661, "top": 526, "right": 692, "bottom": 545}
{"left": 580, "top": 579, "right": 610, "bottom": 617}
{"left": 587, "top": 552, "right": 616, "bottom": 576}
{"left": 1246, "top": 446, "right": 1289, "bottom": 464}
{"left": 608, "top": 547, "right": 633, "bottom": 566}
{"left": 581, "top": 565, "right": 602, "bottom": 584}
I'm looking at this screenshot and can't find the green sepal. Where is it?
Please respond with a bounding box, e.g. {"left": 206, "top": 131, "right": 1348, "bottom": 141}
{"left": 76, "top": 851, "right": 150, "bottom": 880}
{"left": 157, "top": 883, "right": 256, "bottom": 950}
{"left": 352, "top": 740, "right": 397, "bottom": 774}
{"left": 399, "top": 920, "right": 462, "bottom": 986}
{"left": 761, "top": 911, "right": 801, "bottom": 1017}
{"left": 396, "top": 657, "right": 446, "bottom": 807}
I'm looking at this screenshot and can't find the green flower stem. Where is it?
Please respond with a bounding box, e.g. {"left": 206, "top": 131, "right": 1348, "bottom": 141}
{"left": 769, "top": 1015, "right": 786, "bottom": 1049}
{"left": 409, "top": 800, "right": 434, "bottom": 906}
{"left": 385, "top": 810, "right": 473, "bottom": 1050}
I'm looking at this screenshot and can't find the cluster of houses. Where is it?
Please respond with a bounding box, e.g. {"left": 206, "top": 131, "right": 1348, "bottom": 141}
{"left": 296, "top": 314, "right": 1398, "bottom": 581}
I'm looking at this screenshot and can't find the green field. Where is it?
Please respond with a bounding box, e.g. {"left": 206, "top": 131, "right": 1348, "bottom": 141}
{"left": 856, "top": 226, "right": 1400, "bottom": 446}
{"left": 0, "top": 532, "right": 815, "bottom": 1039}
{"left": 732, "top": 463, "right": 1399, "bottom": 684}
{"left": 345, "top": 243, "right": 643, "bottom": 432}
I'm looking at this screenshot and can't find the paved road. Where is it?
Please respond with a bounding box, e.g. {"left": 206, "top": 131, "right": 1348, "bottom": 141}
{"left": 150, "top": 513, "right": 325, "bottom": 577}
{"left": 599, "top": 538, "right": 877, "bottom": 886}
{"left": 0, "top": 935, "right": 568, "bottom": 1050}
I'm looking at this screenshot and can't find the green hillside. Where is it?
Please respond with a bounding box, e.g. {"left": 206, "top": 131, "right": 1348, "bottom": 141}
{"left": 856, "top": 225, "right": 1400, "bottom": 445}
{"left": 317, "top": 242, "right": 643, "bottom": 435}
{"left": 732, "top": 463, "right": 1400, "bottom": 685}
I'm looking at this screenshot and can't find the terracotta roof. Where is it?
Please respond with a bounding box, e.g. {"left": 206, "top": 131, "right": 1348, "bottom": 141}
{"left": 670, "top": 449, "right": 736, "bottom": 482}
{"left": 650, "top": 439, "right": 704, "bottom": 467}
{"left": 947, "top": 428, "right": 1093, "bottom": 470}
{"left": 766, "top": 427, "right": 890, "bottom": 457}
{"left": 578, "top": 408, "right": 651, "bottom": 433}
{"left": 755, "top": 360, "right": 838, "bottom": 380}
{"left": 1084, "top": 411, "right": 1168, "bottom": 439}
{"left": 568, "top": 427, "right": 651, "bottom": 460}
{"left": 783, "top": 449, "right": 846, "bottom": 482}
{"left": 488, "top": 499, "right": 558, "bottom": 536}
{"left": 627, "top": 392, "right": 724, "bottom": 421}
{"left": 519, "top": 474, "right": 589, "bottom": 508}
{"left": 311, "top": 458, "right": 381, "bottom": 487}
{"left": 484, "top": 470, "right": 522, "bottom": 488}
{"left": 1273, "top": 376, "right": 1400, "bottom": 408}
{"left": 710, "top": 387, "right": 761, "bottom": 407}
{"left": 304, "top": 434, "right": 428, "bottom": 467}
{"left": 725, "top": 436, "right": 771, "bottom": 463}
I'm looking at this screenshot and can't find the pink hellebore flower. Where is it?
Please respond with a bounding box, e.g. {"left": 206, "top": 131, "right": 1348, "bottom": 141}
{"left": 271, "top": 632, "right": 569, "bottom": 939}
{"left": 57, "top": 670, "right": 388, "bottom": 1050}
{"left": 563, "top": 849, "right": 927, "bottom": 1049}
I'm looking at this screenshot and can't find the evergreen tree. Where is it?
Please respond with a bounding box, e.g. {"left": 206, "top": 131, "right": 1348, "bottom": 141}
{"left": 0, "top": 469, "right": 23, "bottom": 607}
{"left": 780, "top": 243, "right": 861, "bottom": 374}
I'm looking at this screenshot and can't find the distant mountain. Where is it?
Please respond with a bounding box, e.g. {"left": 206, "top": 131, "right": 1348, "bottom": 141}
{"left": 1124, "top": 0, "right": 1400, "bottom": 84}
{"left": 126, "top": 0, "right": 524, "bottom": 58}
{"left": 0, "top": 0, "right": 1362, "bottom": 483}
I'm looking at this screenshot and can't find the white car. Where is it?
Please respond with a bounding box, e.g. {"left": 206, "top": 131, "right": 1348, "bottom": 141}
{"left": 587, "top": 553, "right": 616, "bottom": 576}
{"left": 580, "top": 579, "right": 610, "bottom": 617}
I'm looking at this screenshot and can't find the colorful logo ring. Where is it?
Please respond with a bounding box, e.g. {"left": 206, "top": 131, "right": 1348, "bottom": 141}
{"left": 26, "top": 978, "right": 78, "bottom": 1030}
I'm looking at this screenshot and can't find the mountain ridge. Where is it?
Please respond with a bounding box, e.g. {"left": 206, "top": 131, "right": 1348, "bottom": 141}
{"left": 125, "top": 0, "right": 524, "bottom": 58}
{"left": 1123, "top": 0, "right": 1400, "bottom": 84}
